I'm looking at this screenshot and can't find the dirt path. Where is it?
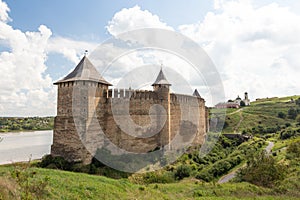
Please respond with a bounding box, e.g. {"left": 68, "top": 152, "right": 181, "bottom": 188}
{"left": 218, "top": 170, "right": 238, "bottom": 184}
{"left": 218, "top": 141, "right": 274, "bottom": 184}
{"left": 265, "top": 141, "right": 274, "bottom": 154}
{"left": 234, "top": 111, "right": 244, "bottom": 133}
{"left": 227, "top": 108, "right": 244, "bottom": 116}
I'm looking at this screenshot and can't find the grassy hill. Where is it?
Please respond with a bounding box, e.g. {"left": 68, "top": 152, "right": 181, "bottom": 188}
{"left": 0, "top": 164, "right": 298, "bottom": 200}
{"left": 213, "top": 95, "right": 300, "bottom": 134}
{"left": 1, "top": 95, "right": 300, "bottom": 199}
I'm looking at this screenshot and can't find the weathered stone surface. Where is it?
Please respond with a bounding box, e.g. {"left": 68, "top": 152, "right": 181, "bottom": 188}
{"left": 52, "top": 77, "right": 208, "bottom": 165}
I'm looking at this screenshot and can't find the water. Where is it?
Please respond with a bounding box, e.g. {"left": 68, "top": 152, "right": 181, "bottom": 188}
{"left": 0, "top": 130, "right": 53, "bottom": 165}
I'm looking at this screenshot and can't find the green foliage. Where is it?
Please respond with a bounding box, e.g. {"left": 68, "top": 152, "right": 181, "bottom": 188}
{"left": 287, "top": 108, "right": 298, "bottom": 119}
{"left": 10, "top": 163, "right": 49, "bottom": 200}
{"left": 38, "top": 155, "right": 130, "bottom": 179}
{"left": 296, "top": 97, "right": 300, "bottom": 106}
{"left": 140, "top": 171, "right": 175, "bottom": 184}
{"left": 0, "top": 117, "right": 54, "bottom": 132}
{"left": 277, "top": 111, "right": 286, "bottom": 119}
{"left": 174, "top": 165, "right": 191, "bottom": 180}
{"left": 296, "top": 115, "right": 300, "bottom": 124}
{"left": 286, "top": 140, "right": 300, "bottom": 160}
{"left": 38, "top": 155, "right": 72, "bottom": 170}
{"left": 237, "top": 151, "right": 286, "bottom": 188}
{"left": 279, "top": 127, "right": 300, "bottom": 140}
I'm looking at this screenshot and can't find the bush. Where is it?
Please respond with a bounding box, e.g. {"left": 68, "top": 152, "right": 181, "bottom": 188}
{"left": 142, "top": 171, "right": 175, "bottom": 184}
{"left": 277, "top": 112, "right": 286, "bottom": 119}
{"left": 237, "top": 151, "right": 286, "bottom": 188}
{"left": 288, "top": 108, "right": 298, "bottom": 119}
{"left": 196, "top": 171, "right": 213, "bottom": 182}
{"left": 174, "top": 165, "right": 191, "bottom": 180}
{"left": 38, "top": 155, "right": 72, "bottom": 170}
{"left": 280, "top": 128, "right": 299, "bottom": 140}
{"left": 10, "top": 162, "right": 49, "bottom": 199}
{"left": 286, "top": 140, "right": 300, "bottom": 160}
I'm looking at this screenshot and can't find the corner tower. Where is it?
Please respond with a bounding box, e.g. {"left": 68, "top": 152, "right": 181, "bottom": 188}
{"left": 51, "top": 56, "right": 111, "bottom": 164}
{"left": 152, "top": 68, "right": 172, "bottom": 149}
{"left": 152, "top": 68, "right": 171, "bottom": 99}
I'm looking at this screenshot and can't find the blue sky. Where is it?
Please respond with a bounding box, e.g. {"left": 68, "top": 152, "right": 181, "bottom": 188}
{"left": 1, "top": 0, "right": 300, "bottom": 116}
{"left": 6, "top": 0, "right": 212, "bottom": 41}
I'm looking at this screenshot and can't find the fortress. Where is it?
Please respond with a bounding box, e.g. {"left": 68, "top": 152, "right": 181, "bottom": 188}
{"left": 51, "top": 56, "right": 208, "bottom": 164}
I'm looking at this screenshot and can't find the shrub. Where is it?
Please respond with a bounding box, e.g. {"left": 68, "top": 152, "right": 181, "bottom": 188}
{"left": 174, "top": 165, "right": 191, "bottom": 180}
{"left": 237, "top": 151, "right": 285, "bottom": 188}
{"left": 288, "top": 108, "right": 298, "bottom": 119}
{"left": 286, "top": 140, "right": 300, "bottom": 160}
{"left": 142, "top": 171, "right": 175, "bottom": 184}
{"left": 38, "top": 155, "right": 71, "bottom": 170}
{"left": 10, "top": 162, "right": 49, "bottom": 199}
{"left": 196, "top": 171, "right": 213, "bottom": 182}
{"left": 277, "top": 112, "right": 286, "bottom": 119}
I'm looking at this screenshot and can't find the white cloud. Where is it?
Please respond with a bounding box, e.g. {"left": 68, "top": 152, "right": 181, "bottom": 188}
{"left": 0, "top": 13, "right": 55, "bottom": 116}
{"left": 0, "top": 0, "right": 96, "bottom": 116}
{"left": 106, "top": 5, "right": 173, "bottom": 36}
{"left": 179, "top": 0, "right": 300, "bottom": 101}
{"left": 0, "top": 0, "right": 10, "bottom": 22}
{"left": 47, "top": 37, "right": 97, "bottom": 64}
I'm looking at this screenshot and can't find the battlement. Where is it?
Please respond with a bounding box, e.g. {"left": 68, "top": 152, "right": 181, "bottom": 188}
{"left": 107, "top": 88, "right": 159, "bottom": 100}
{"left": 170, "top": 93, "right": 204, "bottom": 105}
{"left": 52, "top": 56, "right": 208, "bottom": 165}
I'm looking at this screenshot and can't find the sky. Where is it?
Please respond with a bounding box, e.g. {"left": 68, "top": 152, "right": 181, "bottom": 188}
{"left": 1, "top": 0, "right": 300, "bottom": 116}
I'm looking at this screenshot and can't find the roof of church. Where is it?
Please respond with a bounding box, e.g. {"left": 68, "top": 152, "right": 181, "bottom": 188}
{"left": 54, "top": 56, "right": 112, "bottom": 85}
{"left": 236, "top": 95, "right": 241, "bottom": 100}
{"left": 193, "top": 89, "right": 201, "bottom": 97}
{"left": 152, "top": 68, "right": 171, "bottom": 86}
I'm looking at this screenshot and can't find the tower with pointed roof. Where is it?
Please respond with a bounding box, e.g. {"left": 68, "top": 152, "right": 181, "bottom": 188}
{"left": 51, "top": 56, "right": 111, "bottom": 164}
{"left": 152, "top": 68, "right": 172, "bottom": 149}
{"left": 52, "top": 58, "right": 208, "bottom": 165}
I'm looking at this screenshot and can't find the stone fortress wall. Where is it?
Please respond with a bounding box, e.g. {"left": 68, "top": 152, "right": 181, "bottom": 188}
{"left": 51, "top": 57, "right": 208, "bottom": 164}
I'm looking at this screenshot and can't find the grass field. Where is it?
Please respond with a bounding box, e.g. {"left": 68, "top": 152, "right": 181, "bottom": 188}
{"left": 217, "top": 95, "right": 300, "bottom": 133}
{"left": 0, "top": 165, "right": 298, "bottom": 200}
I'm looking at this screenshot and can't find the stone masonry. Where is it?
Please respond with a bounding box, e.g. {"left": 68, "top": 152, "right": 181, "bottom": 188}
{"left": 51, "top": 56, "right": 208, "bottom": 164}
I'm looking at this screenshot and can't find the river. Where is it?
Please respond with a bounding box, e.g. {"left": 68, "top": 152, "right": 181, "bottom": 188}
{"left": 0, "top": 130, "right": 53, "bottom": 165}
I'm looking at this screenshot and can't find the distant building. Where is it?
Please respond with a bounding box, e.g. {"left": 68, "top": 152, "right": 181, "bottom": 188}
{"left": 215, "top": 92, "right": 250, "bottom": 109}
{"left": 215, "top": 102, "right": 240, "bottom": 109}
{"left": 243, "top": 92, "right": 250, "bottom": 106}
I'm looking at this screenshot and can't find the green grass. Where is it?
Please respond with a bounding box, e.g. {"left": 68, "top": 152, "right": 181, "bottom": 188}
{"left": 1, "top": 95, "right": 300, "bottom": 199}
{"left": 216, "top": 95, "right": 300, "bottom": 133}
{"left": 0, "top": 165, "right": 298, "bottom": 200}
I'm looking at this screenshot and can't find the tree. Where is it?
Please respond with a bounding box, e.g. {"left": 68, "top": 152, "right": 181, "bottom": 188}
{"left": 277, "top": 111, "right": 286, "bottom": 119}
{"left": 237, "top": 151, "right": 285, "bottom": 188}
{"left": 287, "top": 108, "right": 298, "bottom": 120}
{"left": 240, "top": 100, "right": 246, "bottom": 107}
{"left": 296, "top": 98, "right": 300, "bottom": 106}
{"left": 174, "top": 165, "right": 191, "bottom": 180}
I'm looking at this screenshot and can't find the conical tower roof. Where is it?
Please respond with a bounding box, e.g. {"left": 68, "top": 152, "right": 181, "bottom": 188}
{"left": 193, "top": 89, "right": 201, "bottom": 97}
{"left": 152, "top": 68, "right": 171, "bottom": 86}
{"left": 54, "top": 56, "right": 112, "bottom": 85}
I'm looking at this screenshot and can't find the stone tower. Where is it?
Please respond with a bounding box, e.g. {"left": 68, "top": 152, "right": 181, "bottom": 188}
{"left": 51, "top": 56, "right": 111, "bottom": 164}
{"left": 152, "top": 68, "right": 171, "bottom": 149}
